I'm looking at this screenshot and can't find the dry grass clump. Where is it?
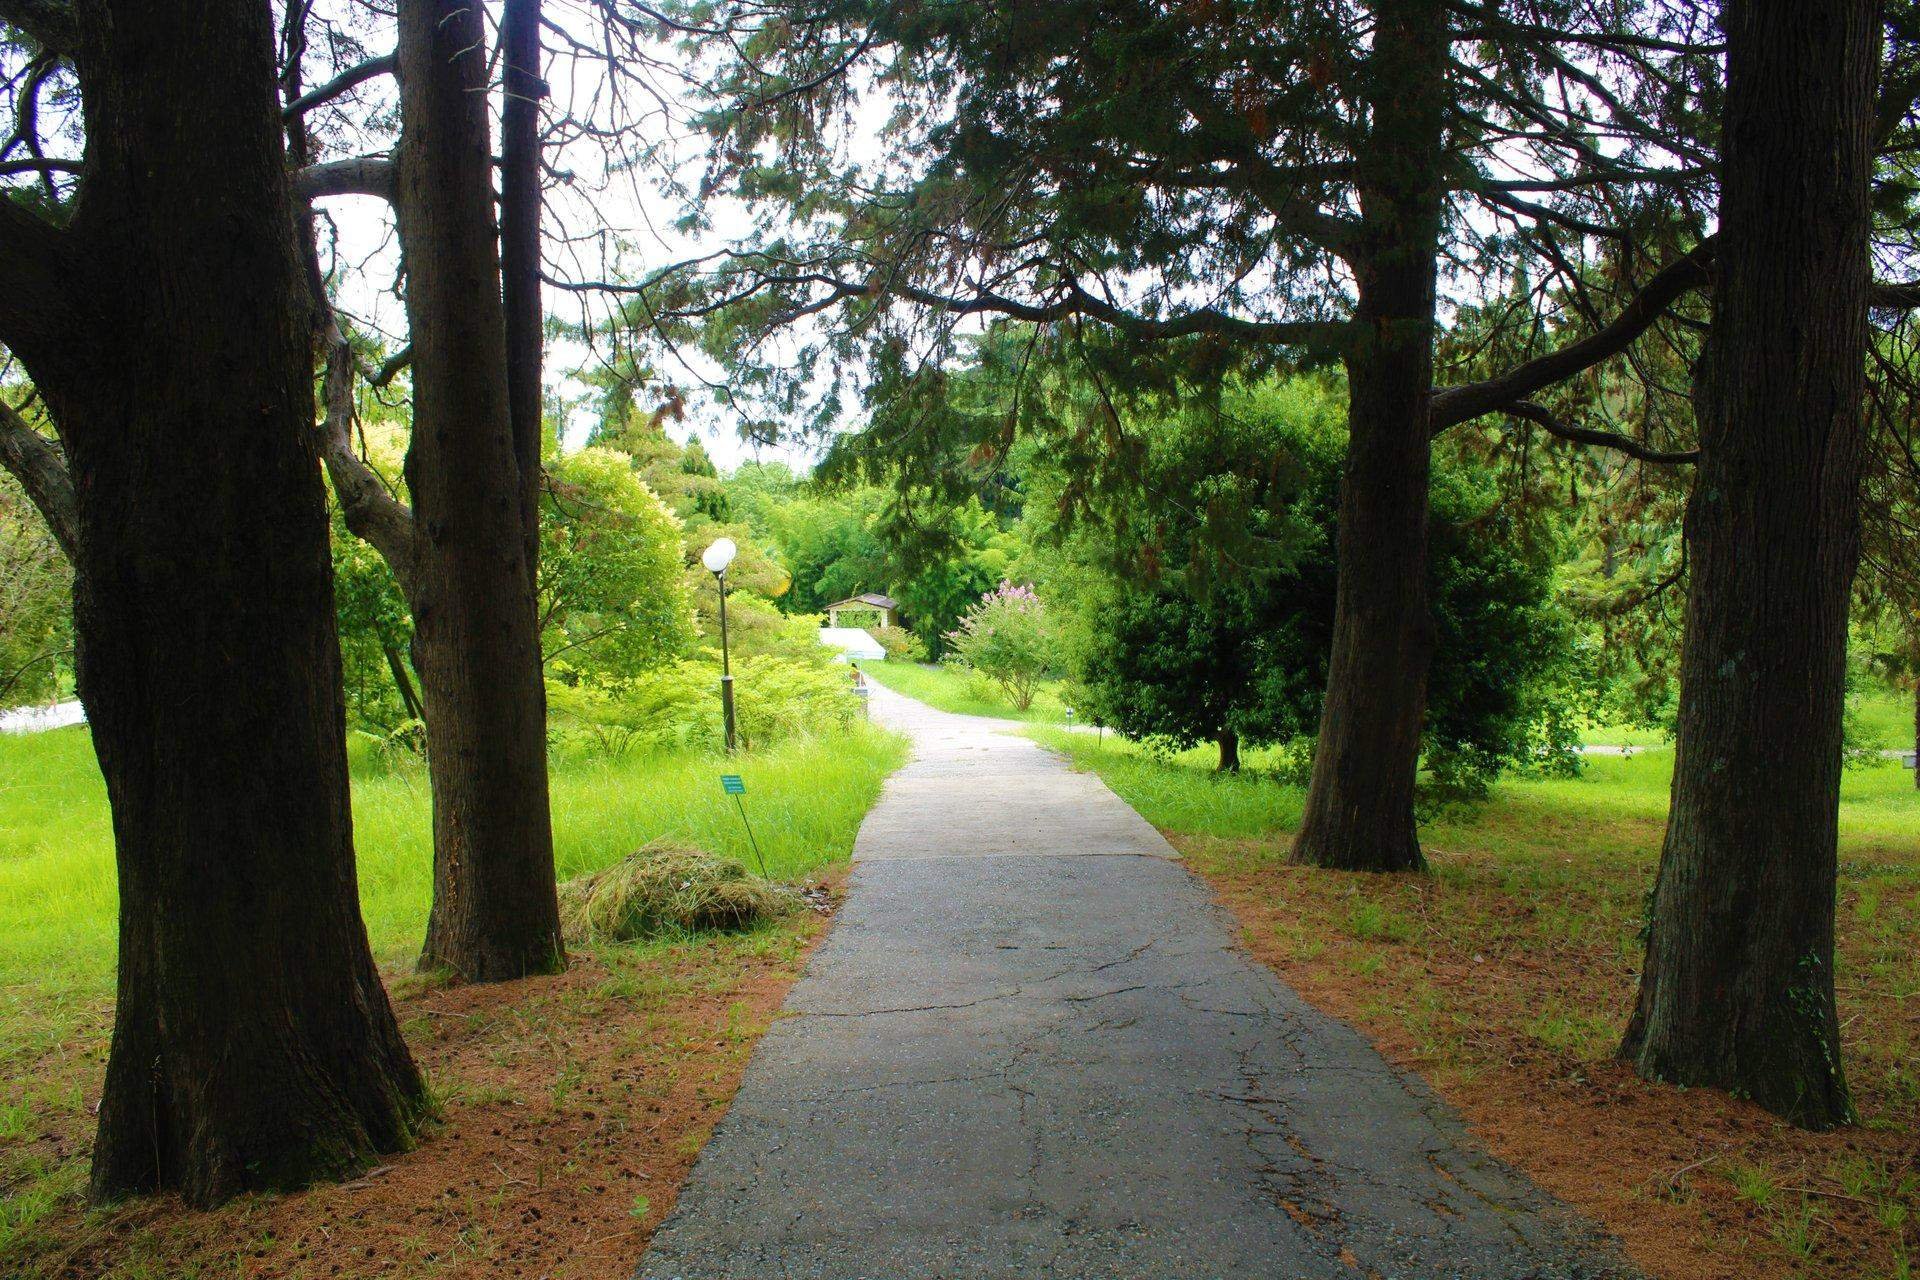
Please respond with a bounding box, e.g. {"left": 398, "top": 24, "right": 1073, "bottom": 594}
{"left": 558, "top": 843, "right": 797, "bottom": 943}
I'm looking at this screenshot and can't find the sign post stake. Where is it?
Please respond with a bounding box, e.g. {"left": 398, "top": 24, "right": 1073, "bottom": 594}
{"left": 720, "top": 773, "right": 768, "bottom": 878}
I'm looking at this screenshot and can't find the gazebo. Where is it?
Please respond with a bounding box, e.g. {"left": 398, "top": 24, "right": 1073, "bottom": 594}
{"left": 825, "top": 593, "right": 898, "bottom": 630}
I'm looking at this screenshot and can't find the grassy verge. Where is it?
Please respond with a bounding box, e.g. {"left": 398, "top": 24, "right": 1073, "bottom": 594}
{"left": 1, "top": 725, "right": 906, "bottom": 1276}
{"left": 861, "top": 660, "right": 1073, "bottom": 723}
{"left": 1580, "top": 681, "right": 1916, "bottom": 751}
{"left": 1031, "top": 728, "right": 1920, "bottom": 1280}
{"left": 1, "top": 724, "right": 907, "bottom": 992}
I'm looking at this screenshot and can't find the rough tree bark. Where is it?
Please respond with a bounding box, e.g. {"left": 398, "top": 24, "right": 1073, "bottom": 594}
{"left": 0, "top": 0, "right": 424, "bottom": 1206}
{"left": 500, "top": 0, "right": 545, "bottom": 571}
{"left": 395, "top": 0, "right": 565, "bottom": 981}
{"left": 1290, "top": 0, "right": 1446, "bottom": 873}
{"left": 1620, "top": 0, "right": 1878, "bottom": 1129}
{"left": 1216, "top": 728, "right": 1241, "bottom": 774}
{"left": 0, "top": 400, "right": 75, "bottom": 559}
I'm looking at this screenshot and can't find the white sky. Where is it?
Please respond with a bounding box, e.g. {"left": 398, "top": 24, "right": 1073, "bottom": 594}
{"left": 309, "top": 0, "right": 829, "bottom": 473}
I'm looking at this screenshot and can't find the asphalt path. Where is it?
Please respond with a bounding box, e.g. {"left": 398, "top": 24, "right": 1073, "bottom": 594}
{"left": 636, "top": 684, "right": 1629, "bottom": 1280}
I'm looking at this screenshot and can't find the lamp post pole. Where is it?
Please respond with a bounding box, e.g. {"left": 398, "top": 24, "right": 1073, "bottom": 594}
{"left": 703, "top": 537, "right": 740, "bottom": 753}
{"left": 716, "top": 570, "right": 736, "bottom": 753}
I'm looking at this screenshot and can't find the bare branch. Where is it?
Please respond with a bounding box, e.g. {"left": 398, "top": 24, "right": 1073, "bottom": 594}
{"left": 294, "top": 155, "right": 396, "bottom": 202}
{"left": 281, "top": 52, "right": 395, "bottom": 121}
{"left": 1872, "top": 279, "right": 1920, "bottom": 310}
{"left": 0, "top": 155, "right": 79, "bottom": 179}
{"left": 318, "top": 316, "right": 415, "bottom": 594}
{"left": 365, "top": 344, "right": 413, "bottom": 388}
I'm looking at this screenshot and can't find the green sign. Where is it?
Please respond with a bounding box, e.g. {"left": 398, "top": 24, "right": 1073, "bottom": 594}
{"left": 721, "top": 774, "right": 745, "bottom": 795}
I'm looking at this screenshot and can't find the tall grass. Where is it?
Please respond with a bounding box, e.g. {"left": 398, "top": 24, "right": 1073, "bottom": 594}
{"left": 0, "top": 724, "right": 908, "bottom": 996}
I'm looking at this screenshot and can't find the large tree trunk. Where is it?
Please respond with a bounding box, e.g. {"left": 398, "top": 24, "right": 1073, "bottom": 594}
{"left": 1216, "top": 728, "right": 1241, "bottom": 774}
{"left": 395, "top": 0, "right": 566, "bottom": 981}
{"left": 1290, "top": 0, "right": 1445, "bottom": 874}
{"left": 4, "top": 0, "right": 426, "bottom": 1206}
{"left": 500, "top": 0, "right": 545, "bottom": 571}
{"left": 1620, "top": 0, "right": 1877, "bottom": 1129}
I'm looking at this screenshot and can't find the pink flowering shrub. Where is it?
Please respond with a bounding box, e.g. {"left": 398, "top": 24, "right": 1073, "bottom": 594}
{"left": 946, "top": 582, "right": 1053, "bottom": 710}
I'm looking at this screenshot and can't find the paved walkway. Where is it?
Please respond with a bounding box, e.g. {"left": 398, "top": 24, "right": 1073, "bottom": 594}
{"left": 0, "top": 698, "right": 84, "bottom": 734}
{"left": 637, "top": 686, "right": 1628, "bottom": 1279}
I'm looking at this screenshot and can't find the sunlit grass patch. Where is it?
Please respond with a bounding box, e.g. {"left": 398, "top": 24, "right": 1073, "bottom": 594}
{"left": 0, "top": 721, "right": 907, "bottom": 991}
{"left": 862, "top": 660, "right": 1073, "bottom": 723}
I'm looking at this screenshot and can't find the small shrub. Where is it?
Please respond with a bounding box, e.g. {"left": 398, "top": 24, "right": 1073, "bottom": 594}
{"left": 948, "top": 660, "right": 1003, "bottom": 707}
{"left": 548, "top": 651, "right": 859, "bottom": 754}
{"left": 558, "top": 845, "right": 797, "bottom": 943}
{"left": 872, "top": 624, "right": 926, "bottom": 663}
{"left": 731, "top": 651, "right": 862, "bottom": 748}
{"left": 946, "top": 582, "right": 1053, "bottom": 710}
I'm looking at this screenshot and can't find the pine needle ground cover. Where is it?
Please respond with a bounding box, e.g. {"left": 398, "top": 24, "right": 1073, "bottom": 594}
{"left": 1031, "top": 728, "right": 1920, "bottom": 1280}
{"left": 0, "top": 724, "right": 906, "bottom": 1277}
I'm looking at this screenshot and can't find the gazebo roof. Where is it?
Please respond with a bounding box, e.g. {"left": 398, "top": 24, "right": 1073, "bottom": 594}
{"left": 827, "top": 593, "right": 897, "bottom": 611}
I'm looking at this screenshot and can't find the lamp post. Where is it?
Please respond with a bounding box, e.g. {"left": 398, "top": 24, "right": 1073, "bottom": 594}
{"left": 703, "top": 537, "right": 739, "bottom": 752}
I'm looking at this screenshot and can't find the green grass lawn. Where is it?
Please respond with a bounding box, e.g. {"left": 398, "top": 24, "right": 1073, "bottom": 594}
{"left": 1854, "top": 683, "right": 1916, "bottom": 753}
{"left": 0, "top": 723, "right": 909, "bottom": 998}
{"left": 862, "top": 660, "right": 1076, "bottom": 723}
{"left": 0, "top": 723, "right": 907, "bottom": 1269}
{"left": 1580, "top": 681, "right": 1916, "bottom": 751}
{"left": 1575, "top": 720, "right": 1672, "bottom": 748}
{"left": 1028, "top": 725, "right": 1919, "bottom": 851}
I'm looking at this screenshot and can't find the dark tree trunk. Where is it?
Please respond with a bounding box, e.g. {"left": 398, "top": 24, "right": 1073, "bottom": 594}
{"left": 1290, "top": 0, "right": 1445, "bottom": 874}
{"left": 1620, "top": 0, "right": 1877, "bottom": 1129}
{"left": 500, "top": 0, "right": 545, "bottom": 572}
{"left": 395, "top": 0, "right": 565, "bottom": 982}
{"left": 1216, "top": 728, "right": 1241, "bottom": 773}
{"left": 0, "top": 0, "right": 425, "bottom": 1206}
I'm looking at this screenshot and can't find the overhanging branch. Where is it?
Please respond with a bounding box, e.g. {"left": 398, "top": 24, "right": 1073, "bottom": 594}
{"left": 1872, "top": 279, "right": 1920, "bottom": 310}
{"left": 0, "top": 0, "right": 76, "bottom": 54}
{"left": 1465, "top": 399, "right": 1699, "bottom": 465}
{"left": 282, "top": 53, "right": 395, "bottom": 121}
{"left": 1431, "top": 238, "right": 1715, "bottom": 430}
{"left": 598, "top": 254, "right": 1349, "bottom": 349}
{"left": 0, "top": 397, "right": 77, "bottom": 559}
